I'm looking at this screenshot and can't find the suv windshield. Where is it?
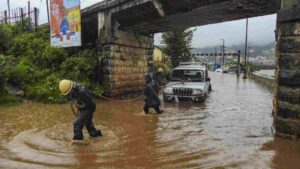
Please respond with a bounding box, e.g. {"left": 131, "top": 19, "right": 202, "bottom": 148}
{"left": 171, "top": 69, "right": 204, "bottom": 82}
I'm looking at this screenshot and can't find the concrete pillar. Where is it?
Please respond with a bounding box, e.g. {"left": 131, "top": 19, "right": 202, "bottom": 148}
{"left": 274, "top": 0, "right": 300, "bottom": 139}
{"left": 98, "top": 12, "right": 154, "bottom": 97}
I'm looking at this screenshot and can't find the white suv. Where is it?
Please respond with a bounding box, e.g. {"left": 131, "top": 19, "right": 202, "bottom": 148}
{"left": 163, "top": 62, "right": 211, "bottom": 103}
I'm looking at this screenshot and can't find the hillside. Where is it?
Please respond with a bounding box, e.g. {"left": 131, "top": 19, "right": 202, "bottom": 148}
{"left": 192, "top": 42, "right": 275, "bottom": 59}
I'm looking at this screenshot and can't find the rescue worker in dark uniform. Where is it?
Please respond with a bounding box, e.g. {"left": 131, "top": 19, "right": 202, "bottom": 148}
{"left": 59, "top": 80, "right": 102, "bottom": 140}
{"left": 143, "top": 75, "right": 163, "bottom": 114}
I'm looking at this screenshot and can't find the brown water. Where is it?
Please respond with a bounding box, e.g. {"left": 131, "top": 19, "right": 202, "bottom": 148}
{"left": 1, "top": 72, "right": 300, "bottom": 169}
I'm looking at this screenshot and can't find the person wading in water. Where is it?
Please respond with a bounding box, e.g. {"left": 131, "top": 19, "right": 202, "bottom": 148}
{"left": 143, "top": 74, "right": 164, "bottom": 114}
{"left": 59, "top": 80, "right": 102, "bottom": 141}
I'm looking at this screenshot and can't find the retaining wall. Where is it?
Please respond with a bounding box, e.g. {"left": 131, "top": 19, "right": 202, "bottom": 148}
{"left": 250, "top": 72, "right": 275, "bottom": 91}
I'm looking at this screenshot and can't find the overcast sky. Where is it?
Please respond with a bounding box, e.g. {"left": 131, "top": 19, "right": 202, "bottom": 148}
{"left": 1, "top": 0, "right": 276, "bottom": 47}
{"left": 155, "top": 14, "right": 276, "bottom": 48}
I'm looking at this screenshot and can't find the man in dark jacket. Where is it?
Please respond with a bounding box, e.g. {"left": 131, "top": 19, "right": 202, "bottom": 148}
{"left": 143, "top": 75, "right": 163, "bottom": 114}
{"left": 59, "top": 80, "right": 102, "bottom": 140}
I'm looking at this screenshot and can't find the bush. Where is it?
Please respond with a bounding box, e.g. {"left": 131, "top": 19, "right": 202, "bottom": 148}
{"left": 25, "top": 74, "right": 66, "bottom": 103}
{"left": 0, "top": 23, "right": 104, "bottom": 104}
{"left": 61, "top": 49, "right": 98, "bottom": 86}
{"left": 5, "top": 58, "right": 48, "bottom": 88}
{"left": 93, "top": 85, "right": 105, "bottom": 98}
{"left": 0, "top": 25, "right": 13, "bottom": 54}
{"left": 0, "top": 94, "right": 19, "bottom": 107}
{"left": 0, "top": 54, "right": 7, "bottom": 94}
{"left": 154, "top": 62, "right": 171, "bottom": 74}
{"left": 0, "top": 74, "right": 5, "bottom": 95}
{"left": 42, "top": 46, "right": 67, "bottom": 70}
{"left": 0, "top": 53, "right": 19, "bottom": 105}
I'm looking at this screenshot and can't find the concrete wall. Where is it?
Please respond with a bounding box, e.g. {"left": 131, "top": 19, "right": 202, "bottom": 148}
{"left": 251, "top": 73, "right": 275, "bottom": 91}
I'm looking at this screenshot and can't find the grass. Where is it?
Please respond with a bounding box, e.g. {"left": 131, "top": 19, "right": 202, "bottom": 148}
{"left": 0, "top": 94, "right": 20, "bottom": 108}
{"left": 0, "top": 102, "right": 20, "bottom": 108}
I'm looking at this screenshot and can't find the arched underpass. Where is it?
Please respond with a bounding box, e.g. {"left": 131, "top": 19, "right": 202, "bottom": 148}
{"left": 81, "top": 0, "right": 299, "bottom": 139}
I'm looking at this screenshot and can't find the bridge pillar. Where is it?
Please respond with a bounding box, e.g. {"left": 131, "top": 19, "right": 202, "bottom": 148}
{"left": 274, "top": 0, "right": 300, "bottom": 139}
{"left": 98, "top": 13, "right": 154, "bottom": 97}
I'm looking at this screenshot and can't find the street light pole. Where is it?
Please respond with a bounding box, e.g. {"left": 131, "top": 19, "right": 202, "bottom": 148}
{"left": 221, "top": 39, "right": 225, "bottom": 67}
{"left": 243, "top": 18, "right": 249, "bottom": 79}
{"left": 215, "top": 47, "right": 217, "bottom": 70}
{"left": 46, "top": 0, "right": 50, "bottom": 25}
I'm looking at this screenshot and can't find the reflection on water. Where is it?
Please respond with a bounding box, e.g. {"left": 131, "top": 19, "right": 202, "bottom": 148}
{"left": 0, "top": 72, "right": 299, "bottom": 169}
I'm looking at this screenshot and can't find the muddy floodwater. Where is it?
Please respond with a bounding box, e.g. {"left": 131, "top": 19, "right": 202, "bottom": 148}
{"left": 1, "top": 72, "right": 300, "bottom": 169}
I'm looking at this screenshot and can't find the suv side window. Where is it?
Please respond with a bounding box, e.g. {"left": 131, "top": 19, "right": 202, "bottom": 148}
{"left": 205, "top": 70, "right": 208, "bottom": 79}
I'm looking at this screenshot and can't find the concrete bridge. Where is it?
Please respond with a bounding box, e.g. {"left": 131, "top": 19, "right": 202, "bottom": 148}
{"left": 80, "top": 0, "right": 300, "bottom": 139}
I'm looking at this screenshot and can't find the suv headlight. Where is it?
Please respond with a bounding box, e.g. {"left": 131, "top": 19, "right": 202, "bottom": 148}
{"left": 193, "top": 89, "right": 203, "bottom": 95}
{"left": 164, "top": 87, "right": 173, "bottom": 94}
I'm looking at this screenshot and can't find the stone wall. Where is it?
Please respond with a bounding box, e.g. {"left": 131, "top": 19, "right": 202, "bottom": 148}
{"left": 274, "top": 0, "right": 300, "bottom": 139}
{"left": 101, "top": 30, "right": 154, "bottom": 97}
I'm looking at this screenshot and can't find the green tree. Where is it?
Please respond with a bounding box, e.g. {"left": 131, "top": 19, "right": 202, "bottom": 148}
{"left": 161, "top": 28, "right": 194, "bottom": 68}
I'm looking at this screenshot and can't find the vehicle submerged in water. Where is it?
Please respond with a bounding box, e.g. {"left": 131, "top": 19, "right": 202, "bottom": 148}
{"left": 163, "top": 62, "right": 211, "bottom": 103}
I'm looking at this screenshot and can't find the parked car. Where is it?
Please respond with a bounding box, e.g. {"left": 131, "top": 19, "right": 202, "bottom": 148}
{"left": 163, "top": 62, "right": 211, "bottom": 103}
{"left": 227, "top": 65, "right": 240, "bottom": 73}
{"left": 215, "top": 68, "right": 228, "bottom": 73}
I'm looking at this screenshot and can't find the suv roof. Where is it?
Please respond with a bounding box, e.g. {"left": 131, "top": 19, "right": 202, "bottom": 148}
{"left": 174, "top": 62, "right": 207, "bottom": 70}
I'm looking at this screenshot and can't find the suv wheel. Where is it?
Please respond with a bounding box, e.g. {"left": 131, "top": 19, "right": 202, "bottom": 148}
{"left": 163, "top": 95, "right": 169, "bottom": 102}
{"left": 209, "top": 84, "right": 212, "bottom": 91}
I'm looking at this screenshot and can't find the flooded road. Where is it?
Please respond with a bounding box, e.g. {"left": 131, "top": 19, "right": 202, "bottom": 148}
{"left": 1, "top": 72, "right": 300, "bottom": 169}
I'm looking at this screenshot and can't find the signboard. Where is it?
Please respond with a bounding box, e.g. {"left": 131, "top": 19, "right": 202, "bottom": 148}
{"left": 50, "top": 0, "right": 81, "bottom": 47}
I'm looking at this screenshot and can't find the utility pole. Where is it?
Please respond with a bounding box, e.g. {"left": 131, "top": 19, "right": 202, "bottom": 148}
{"left": 20, "top": 8, "right": 24, "bottom": 30}
{"left": 46, "top": 0, "right": 50, "bottom": 26}
{"left": 34, "top": 7, "right": 38, "bottom": 32}
{"left": 237, "top": 50, "right": 241, "bottom": 77}
{"left": 221, "top": 39, "right": 225, "bottom": 67}
{"left": 4, "top": 11, "right": 7, "bottom": 24}
{"left": 214, "top": 47, "right": 217, "bottom": 70}
{"left": 243, "top": 18, "right": 248, "bottom": 79}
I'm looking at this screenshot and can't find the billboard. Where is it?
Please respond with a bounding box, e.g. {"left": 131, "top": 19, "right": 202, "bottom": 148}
{"left": 50, "top": 0, "right": 81, "bottom": 47}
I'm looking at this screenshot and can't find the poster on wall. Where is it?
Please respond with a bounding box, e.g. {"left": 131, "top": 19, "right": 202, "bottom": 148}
{"left": 50, "top": 0, "right": 81, "bottom": 47}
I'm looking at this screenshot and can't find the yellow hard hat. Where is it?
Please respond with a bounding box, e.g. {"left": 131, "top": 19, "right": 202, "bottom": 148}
{"left": 158, "top": 68, "right": 164, "bottom": 72}
{"left": 59, "top": 79, "right": 73, "bottom": 95}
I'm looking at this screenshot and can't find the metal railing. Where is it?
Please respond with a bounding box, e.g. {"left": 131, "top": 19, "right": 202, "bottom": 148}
{"left": 0, "top": 7, "right": 39, "bottom": 31}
